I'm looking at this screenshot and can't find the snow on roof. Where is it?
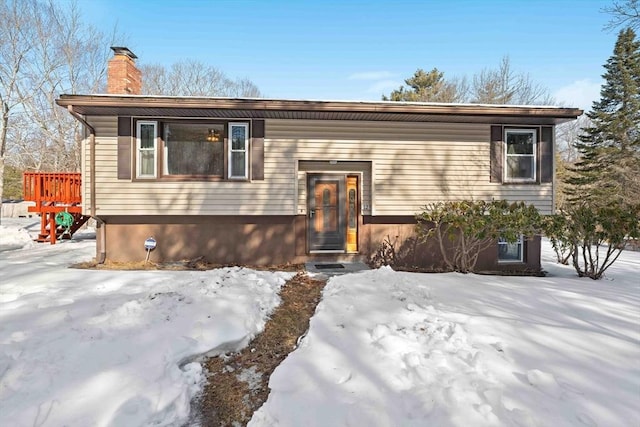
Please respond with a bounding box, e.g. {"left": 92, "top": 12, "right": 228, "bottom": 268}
{"left": 67, "top": 93, "right": 569, "bottom": 110}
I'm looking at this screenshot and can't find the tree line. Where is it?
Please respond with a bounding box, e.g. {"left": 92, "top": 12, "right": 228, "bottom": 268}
{"left": 382, "top": 56, "right": 555, "bottom": 105}
{"left": 0, "top": 0, "right": 261, "bottom": 202}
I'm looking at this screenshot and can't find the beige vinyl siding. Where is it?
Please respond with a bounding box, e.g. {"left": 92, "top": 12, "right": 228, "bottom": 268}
{"left": 267, "top": 120, "right": 554, "bottom": 215}
{"left": 82, "top": 116, "right": 120, "bottom": 215}
{"left": 87, "top": 116, "right": 297, "bottom": 216}
{"left": 86, "top": 117, "right": 554, "bottom": 216}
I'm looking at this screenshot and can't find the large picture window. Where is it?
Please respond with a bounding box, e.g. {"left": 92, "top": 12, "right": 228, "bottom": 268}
{"left": 136, "top": 121, "right": 157, "bottom": 178}
{"left": 163, "top": 123, "right": 224, "bottom": 176}
{"left": 229, "top": 123, "right": 249, "bottom": 179}
{"left": 504, "top": 129, "right": 536, "bottom": 182}
{"left": 134, "top": 120, "right": 252, "bottom": 180}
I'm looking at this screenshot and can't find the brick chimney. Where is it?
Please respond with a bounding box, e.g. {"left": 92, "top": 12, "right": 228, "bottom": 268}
{"left": 107, "top": 47, "right": 142, "bottom": 95}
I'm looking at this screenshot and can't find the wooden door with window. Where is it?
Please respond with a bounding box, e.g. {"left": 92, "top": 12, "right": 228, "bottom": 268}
{"left": 308, "top": 175, "right": 345, "bottom": 251}
{"left": 307, "top": 174, "right": 359, "bottom": 252}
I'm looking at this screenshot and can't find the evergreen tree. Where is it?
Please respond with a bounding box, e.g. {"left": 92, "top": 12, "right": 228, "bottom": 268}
{"left": 565, "top": 28, "right": 640, "bottom": 207}
{"left": 385, "top": 58, "right": 553, "bottom": 105}
{"left": 382, "top": 68, "right": 466, "bottom": 103}
{"left": 552, "top": 28, "right": 640, "bottom": 279}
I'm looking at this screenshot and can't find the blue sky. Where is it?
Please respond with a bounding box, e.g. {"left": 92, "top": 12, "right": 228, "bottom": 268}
{"left": 68, "top": 0, "right": 619, "bottom": 111}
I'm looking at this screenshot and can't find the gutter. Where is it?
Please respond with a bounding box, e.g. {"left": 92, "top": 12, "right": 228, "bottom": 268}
{"left": 56, "top": 94, "right": 584, "bottom": 122}
{"left": 67, "top": 106, "right": 96, "bottom": 216}
{"left": 67, "top": 106, "right": 106, "bottom": 264}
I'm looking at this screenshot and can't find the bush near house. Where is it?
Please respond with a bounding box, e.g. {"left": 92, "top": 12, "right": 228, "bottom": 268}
{"left": 415, "top": 200, "right": 542, "bottom": 274}
{"left": 372, "top": 199, "right": 638, "bottom": 280}
{"left": 542, "top": 213, "right": 574, "bottom": 265}
{"left": 542, "top": 202, "right": 640, "bottom": 280}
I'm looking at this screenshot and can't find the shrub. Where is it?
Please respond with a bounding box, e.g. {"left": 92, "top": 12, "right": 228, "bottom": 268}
{"left": 542, "top": 214, "right": 573, "bottom": 265}
{"left": 369, "top": 234, "right": 421, "bottom": 270}
{"left": 543, "top": 202, "right": 640, "bottom": 279}
{"left": 369, "top": 235, "right": 399, "bottom": 268}
{"left": 416, "top": 200, "right": 542, "bottom": 273}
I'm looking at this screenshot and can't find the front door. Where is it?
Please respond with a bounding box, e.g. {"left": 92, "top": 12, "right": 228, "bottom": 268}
{"left": 308, "top": 175, "right": 346, "bottom": 251}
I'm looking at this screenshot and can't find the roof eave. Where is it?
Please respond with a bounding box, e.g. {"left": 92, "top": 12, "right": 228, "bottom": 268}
{"left": 55, "top": 94, "right": 583, "bottom": 124}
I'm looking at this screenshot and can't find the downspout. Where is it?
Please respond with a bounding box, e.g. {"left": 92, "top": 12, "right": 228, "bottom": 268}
{"left": 67, "top": 106, "right": 106, "bottom": 264}
{"left": 551, "top": 126, "right": 556, "bottom": 215}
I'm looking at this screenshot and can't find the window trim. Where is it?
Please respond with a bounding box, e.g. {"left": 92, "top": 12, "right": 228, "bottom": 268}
{"left": 136, "top": 121, "right": 157, "bottom": 179}
{"left": 498, "top": 235, "right": 524, "bottom": 263}
{"left": 504, "top": 128, "right": 537, "bottom": 183}
{"left": 132, "top": 119, "right": 254, "bottom": 181}
{"left": 228, "top": 122, "right": 250, "bottom": 180}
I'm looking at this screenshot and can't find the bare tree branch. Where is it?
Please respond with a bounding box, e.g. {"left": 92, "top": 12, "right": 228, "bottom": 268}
{"left": 1, "top": 0, "right": 122, "bottom": 206}
{"left": 604, "top": 0, "right": 640, "bottom": 31}
{"left": 470, "top": 56, "right": 555, "bottom": 105}
{"left": 556, "top": 115, "right": 591, "bottom": 163}
{"left": 141, "top": 60, "right": 262, "bottom": 98}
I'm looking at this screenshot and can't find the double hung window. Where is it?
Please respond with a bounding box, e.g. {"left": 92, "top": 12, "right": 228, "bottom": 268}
{"left": 136, "top": 121, "right": 157, "bottom": 178}
{"left": 229, "top": 123, "right": 249, "bottom": 179}
{"left": 504, "top": 129, "right": 536, "bottom": 182}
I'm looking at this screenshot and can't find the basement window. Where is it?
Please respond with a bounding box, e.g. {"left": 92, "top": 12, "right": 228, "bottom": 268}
{"left": 498, "top": 235, "right": 524, "bottom": 263}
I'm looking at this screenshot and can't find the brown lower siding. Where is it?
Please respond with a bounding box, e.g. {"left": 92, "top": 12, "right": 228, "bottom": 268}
{"left": 100, "top": 215, "right": 302, "bottom": 265}
{"left": 360, "top": 217, "right": 541, "bottom": 272}
{"left": 98, "top": 215, "right": 541, "bottom": 272}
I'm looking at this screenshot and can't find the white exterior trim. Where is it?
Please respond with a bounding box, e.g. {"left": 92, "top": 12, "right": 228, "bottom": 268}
{"left": 136, "top": 121, "right": 157, "bottom": 179}
{"left": 504, "top": 128, "right": 537, "bottom": 183}
{"left": 228, "top": 122, "right": 249, "bottom": 179}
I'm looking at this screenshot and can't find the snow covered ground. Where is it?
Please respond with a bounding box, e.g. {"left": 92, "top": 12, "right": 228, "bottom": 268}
{"left": 1, "top": 218, "right": 639, "bottom": 426}
{"left": 0, "top": 220, "right": 293, "bottom": 426}
{"left": 251, "top": 246, "right": 640, "bottom": 427}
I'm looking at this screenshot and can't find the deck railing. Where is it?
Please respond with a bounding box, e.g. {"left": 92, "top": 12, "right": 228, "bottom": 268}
{"left": 22, "top": 172, "right": 86, "bottom": 244}
{"left": 23, "top": 172, "right": 82, "bottom": 205}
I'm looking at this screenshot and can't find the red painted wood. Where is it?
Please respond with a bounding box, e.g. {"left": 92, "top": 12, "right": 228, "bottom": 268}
{"left": 22, "top": 172, "right": 85, "bottom": 244}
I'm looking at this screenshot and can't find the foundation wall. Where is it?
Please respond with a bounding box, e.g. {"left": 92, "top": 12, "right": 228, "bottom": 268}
{"left": 100, "top": 215, "right": 541, "bottom": 272}
{"left": 361, "top": 217, "right": 541, "bottom": 272}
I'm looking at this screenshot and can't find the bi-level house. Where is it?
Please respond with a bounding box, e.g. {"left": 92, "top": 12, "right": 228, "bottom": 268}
{"left": 56, "top": 47, "right": 582, "bottom": 272}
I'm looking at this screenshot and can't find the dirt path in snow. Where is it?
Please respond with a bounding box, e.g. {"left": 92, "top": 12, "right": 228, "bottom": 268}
{"left": 188, "top": 273, "right": 327, "bottom": 426}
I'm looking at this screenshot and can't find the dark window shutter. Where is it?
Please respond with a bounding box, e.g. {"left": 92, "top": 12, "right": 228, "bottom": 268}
{"left": 490, "top": 125, "right": 503, "bottom": 183}
{"left": 251, "top": 120, "right": 265, "bottom": 181}
{"left": 540, "top": 126, "right": 553, "bottom": 183}
{"left": 117, "top": 117, "right": 132, "bottom": 180}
